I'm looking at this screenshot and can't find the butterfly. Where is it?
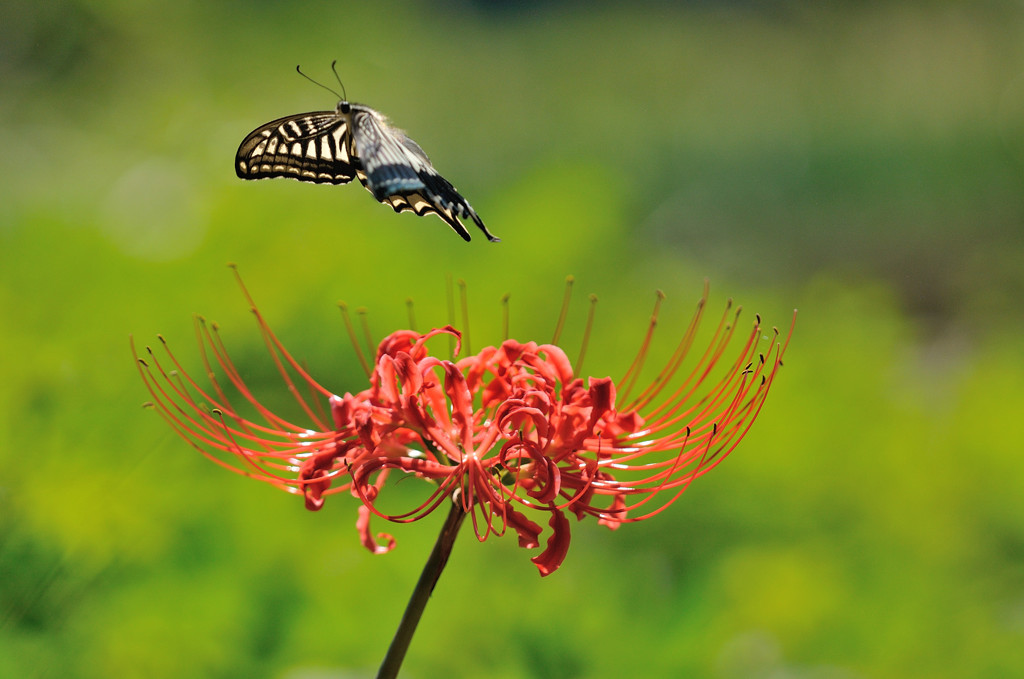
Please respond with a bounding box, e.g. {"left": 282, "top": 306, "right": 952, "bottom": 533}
{"left": 235, "top": 62, "right": 499, "bottom": 243}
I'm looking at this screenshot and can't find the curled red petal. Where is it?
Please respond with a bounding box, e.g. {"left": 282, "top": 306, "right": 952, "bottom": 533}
{"left": 329, "top": 394, "right": 349, "bottom": 430}
{"left": 357, "top": 504, "right": 396, "bottom": 555}
{"left": 298, "top": 447, "right": 345, "bottom": 511}
{"left": 304, "top": 490, "right": 325, "bottom": 511}
{"left": 530, "top": 457, "right": 561, "bottom": 504}
{"left": 481, "top": 377, "right": 512, "bottom": 408}
{"left": 375, "top": 329, "right": 421, "bottom": 361}
{"left": 395, "top": 352, "right": 423, "bottom": 396}
{"left": 597, "top": 494, "right": 628, "bottom": 530}
{"left": 375, "top": 355, "right": 400, "bottom": 405}
{"left": 496, "top": 401, "right": 550, "bottom": 440}
{"left": 498, "top": 339, "right": 529, "bottom": 366}
{"left": 410, "top": 325, "right": 461, "bottom": 359}
{"left": 533, "top": 344, "right": 575, "bottom": 384}
{"left": 605, "top": 410, "right": 645, "bottom": 437}
{"left": 507, "top": 508, "right": 542, "bottom": 549}
{"left": 531, "top": 508, "right": 571, "bottom": 577}
{"left": 586, "top": 376, "right": 616, "bottom": 424}
{"left": 441, "top": 361, "right": 475, "bottom": 444}
{"left": 459, "top": 345, "right": 499, "bottom": 394}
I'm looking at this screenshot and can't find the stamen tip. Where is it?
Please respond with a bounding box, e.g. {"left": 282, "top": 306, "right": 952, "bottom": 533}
{"left": 142, "top": 401, "right": 154, "bottom": 409}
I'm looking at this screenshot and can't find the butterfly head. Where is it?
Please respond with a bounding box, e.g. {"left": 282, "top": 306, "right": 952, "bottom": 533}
{"left": 337, "top": 100, "right": 352, "bottom": 115}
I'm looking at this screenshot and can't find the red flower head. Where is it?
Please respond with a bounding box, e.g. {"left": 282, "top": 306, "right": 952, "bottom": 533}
{"left": 135, "top": 276, "right": 793, "bottom": 576}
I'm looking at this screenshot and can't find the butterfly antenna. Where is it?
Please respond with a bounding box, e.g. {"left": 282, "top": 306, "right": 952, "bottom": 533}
{"left": 330, "top": 59, "right": 348, "bottom": 102}
{"left": 295, "top": 63, "right": 344, "bottom": 101}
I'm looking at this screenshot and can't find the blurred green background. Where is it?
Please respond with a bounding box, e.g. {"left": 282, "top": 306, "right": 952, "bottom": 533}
{"left": 2, "top": 1, "right": 1023, "bottom": 677}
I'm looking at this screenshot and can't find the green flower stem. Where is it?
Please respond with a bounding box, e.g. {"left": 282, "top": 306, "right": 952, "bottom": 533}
{"left": 376, "top": 499, "right": 467, "bottom": 679}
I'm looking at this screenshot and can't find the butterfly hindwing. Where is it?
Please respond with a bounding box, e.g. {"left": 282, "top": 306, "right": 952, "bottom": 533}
{"left": 235, "top": 112, "right": 358, "bottom": 185}
{"left": 351, "top": 107, "right": 498, "bottom": 243}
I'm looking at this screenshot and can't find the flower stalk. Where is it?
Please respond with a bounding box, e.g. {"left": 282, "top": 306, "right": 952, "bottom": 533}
{"left": 377, "top": 499, "right": 466, "bottom": 679}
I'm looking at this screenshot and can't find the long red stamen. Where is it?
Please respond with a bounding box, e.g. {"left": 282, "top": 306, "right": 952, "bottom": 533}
{"left": 618, "top": 290, "right": 665, "bottom": 402}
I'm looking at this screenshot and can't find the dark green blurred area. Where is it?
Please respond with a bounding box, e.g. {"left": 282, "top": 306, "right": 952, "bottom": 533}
{"left": 2, "top": 1, "right": 1023, "bottom": 677}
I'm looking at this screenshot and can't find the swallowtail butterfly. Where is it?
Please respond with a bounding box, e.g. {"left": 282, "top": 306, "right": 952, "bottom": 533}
{"left": 235, "top": 62, "right": 498, "bottom": 242}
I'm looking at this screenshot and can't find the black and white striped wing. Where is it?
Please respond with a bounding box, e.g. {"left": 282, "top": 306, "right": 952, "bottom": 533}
{"left": 351, "top": 107, "right": 499, "bottom": 242}
{"left": 235, "top": 112, "right": 358, "bottom": 184}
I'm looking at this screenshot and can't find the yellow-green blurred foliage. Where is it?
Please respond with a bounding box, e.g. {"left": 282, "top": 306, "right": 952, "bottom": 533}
{"left": 2, "top": 1, "right": 1023, "bottom": 677}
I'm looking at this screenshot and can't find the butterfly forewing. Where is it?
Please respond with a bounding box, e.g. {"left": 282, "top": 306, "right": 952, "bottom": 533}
{"left": 235, "top": 112, "right": 358, "bottom": 184}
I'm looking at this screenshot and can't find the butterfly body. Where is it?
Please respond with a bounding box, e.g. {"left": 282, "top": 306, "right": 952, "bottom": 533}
{"left": 236, "top": 100, "right": 498, "bottom": 242}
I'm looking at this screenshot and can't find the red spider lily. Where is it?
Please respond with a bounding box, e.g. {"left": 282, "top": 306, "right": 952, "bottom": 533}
{"left": 134, "top": 279, "right": 793, "bottom": 576}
